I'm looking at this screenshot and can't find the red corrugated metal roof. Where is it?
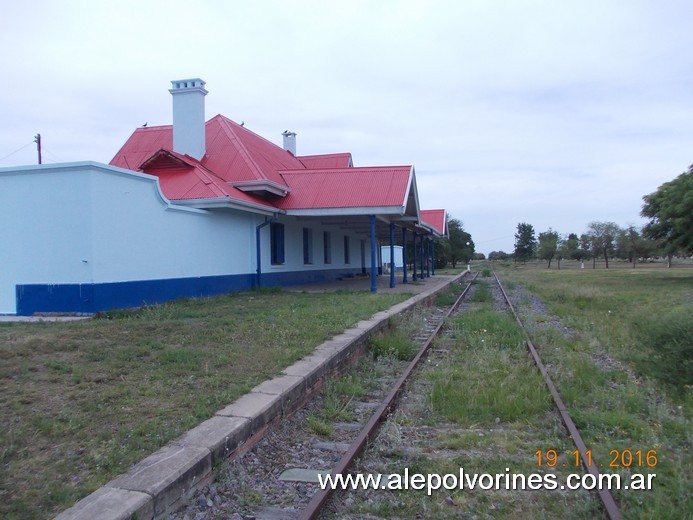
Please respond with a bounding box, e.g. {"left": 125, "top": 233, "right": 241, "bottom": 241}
{"left": 138, "top": 149, "right": 275, "bottom": 207}
{"left": 110, "top": 115, "right": 304, "bottom": 188}
{"left": 110, "top": 125, "right": 172, "bottom": 171}
{"left": 420, "top": 209, "right": 446, "bottom": 235}
{"left": 297, "top": 153, "right": 353, "bottom": 169}
{"left": 204, "top": 115, "right": 304, "bottom": 185}
{"left": 276, "top": 166, "right": 412, "bottom": 210}
{"left": 109, "top": 116, "right": 432, "bottom": 219}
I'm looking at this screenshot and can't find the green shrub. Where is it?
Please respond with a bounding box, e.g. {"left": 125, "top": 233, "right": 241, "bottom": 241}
{"left": 631, "top": 310, "right": 692, "bottom": 392}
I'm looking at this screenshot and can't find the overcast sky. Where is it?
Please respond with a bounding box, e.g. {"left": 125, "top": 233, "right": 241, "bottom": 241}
{"left": 1, "top": 0, "right": 691, "bottom": 254}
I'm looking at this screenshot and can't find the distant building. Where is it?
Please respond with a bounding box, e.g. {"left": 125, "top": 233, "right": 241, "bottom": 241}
{"left": 0, "top": 79, "right": 447, "bottom": 315}
{"left": 381, "top": 246, "right": 404, "bottom": 271}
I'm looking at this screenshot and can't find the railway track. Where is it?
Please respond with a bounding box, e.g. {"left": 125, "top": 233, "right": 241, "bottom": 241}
{"left": 173, "top": 272, "right": 622, "bottom": 520}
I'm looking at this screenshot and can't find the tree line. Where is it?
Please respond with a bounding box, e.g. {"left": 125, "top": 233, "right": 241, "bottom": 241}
{"left": 491, "top": 165, "right": 693, "bottom": 268}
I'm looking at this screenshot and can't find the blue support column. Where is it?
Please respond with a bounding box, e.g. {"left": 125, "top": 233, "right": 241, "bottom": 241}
{"left": 389, "top": 222, "right": 395, "bottom": 288}
{"left": 370, "top": 215, "right": 377, "bottom": 293}
{"left": 402, "top": 228, "right": 408, "bottom": 284}
{"left": 426, "top": 238, "right": 431, "bottom": 278}
{"left": 431, "top": 239, "right": 436, "bottom": 276}
{"left": 412, "top": 233, "right": 417, "bottom": 281}
{"left": 420, "top": 235, "right": 425, "bottom": 279}
{"left": 377, "top": 241, "right": 382, "bottom": 275}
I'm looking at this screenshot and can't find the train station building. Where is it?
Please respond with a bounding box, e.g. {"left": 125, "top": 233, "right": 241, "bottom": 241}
{"left": 0, "top": 79, "right": 447, "bottom": 315}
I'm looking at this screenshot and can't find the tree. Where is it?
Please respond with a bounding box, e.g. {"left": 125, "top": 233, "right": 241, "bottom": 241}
{"left": 537, "top": 229, "right": 560, "bottom": 268}
{"left": 447, "top": 218, "right": 474, "bottom": 268}
{"left": 513, "top": 222, "right": 536, "bottom": 262}
{"left": 433, "top": 238, "right": 451, "bottom": 269}
{"left": 626, "top": 226, "right": 656, "bottom": 268}
{"left": 585, "top": 221, "right": 620, "bottom": 268}
{"left": 578, "top": 233, "right": 592, "bottom": 266}
{"left": 488, "top": 251, "right": 510, "bottom": 260}
{"left": 557, "top": 233, "right": 580, "bottom": 269}
{"left": 641, "top": 166, "right": 693, "bottom": 267}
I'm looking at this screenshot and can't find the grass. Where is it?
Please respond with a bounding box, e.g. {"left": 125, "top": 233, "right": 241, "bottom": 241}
{"left": 430, "top": 310, "right": 552, "bottom": 424}
{"left": 368, "top": 328, "right": 416, "bottom": 361}
{"left": 469, "top": 279, "right": 492, "bottom": 303}
{"left": 492, "top": 264, "right": 692, "bottom": 519}
{"left": 0, "top": 288, "right": 410, "bottom": 520}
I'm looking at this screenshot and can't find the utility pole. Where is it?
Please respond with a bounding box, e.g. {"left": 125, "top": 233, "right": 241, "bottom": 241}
{"left": 34, "top": 133, "right": 42, "bottom": 164}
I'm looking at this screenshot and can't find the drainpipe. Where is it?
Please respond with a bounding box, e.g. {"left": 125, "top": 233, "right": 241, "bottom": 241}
{"left": 256, "top": 215, "right": 278, "bottom": 288}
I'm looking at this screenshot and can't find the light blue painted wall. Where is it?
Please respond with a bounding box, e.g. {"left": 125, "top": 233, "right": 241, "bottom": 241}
{"left": 381, "top": 245, "right": 404, "bottom": 268}
{"left": 0, "top": 163, "right": 256, "bottom": 313}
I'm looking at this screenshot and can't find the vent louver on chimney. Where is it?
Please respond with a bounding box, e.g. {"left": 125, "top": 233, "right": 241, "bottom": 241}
{"left": 169, "top": 78, "right": 208, "bottom": 160}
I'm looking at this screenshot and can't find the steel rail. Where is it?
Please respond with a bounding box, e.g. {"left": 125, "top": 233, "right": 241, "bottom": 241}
{"left": 299, "top": 272, "right": 478, "bottom": 520}
{"left": 494, "top": 272, "right": 622, "bottom": 520}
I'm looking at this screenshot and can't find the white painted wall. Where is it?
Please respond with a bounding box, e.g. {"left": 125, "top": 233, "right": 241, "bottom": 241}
{"left": 0, "top": 162, "right": 256, "bottom": 313}
{"left": 261, "top": 215, "right": 371, "bottom": 275}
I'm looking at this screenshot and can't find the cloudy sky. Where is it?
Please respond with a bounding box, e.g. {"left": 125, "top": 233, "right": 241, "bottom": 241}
{"left": 1, "top": 0, "right": 691, "bottom": 254}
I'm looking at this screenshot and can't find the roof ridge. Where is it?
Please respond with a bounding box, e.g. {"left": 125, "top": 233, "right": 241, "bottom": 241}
{"left": 280, "top": 165, "right": 411, "bottom": 173}
{"left": 212, "top": 116, "right": 267, "bottom": 182}
{"left": 211, "top": 115, "right": 295, "bottom": 185}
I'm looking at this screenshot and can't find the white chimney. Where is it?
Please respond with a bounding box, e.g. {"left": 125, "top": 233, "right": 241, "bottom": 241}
{"left": 169, "top": 78, "right": 208, "bottom": 160}
{"left": 282, "top": 130, "right": 297, "bottom": 155}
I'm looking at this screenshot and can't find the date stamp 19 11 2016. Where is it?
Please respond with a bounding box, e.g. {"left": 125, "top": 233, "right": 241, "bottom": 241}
{"left": 536, "top": 449, "right": 658, "bottom": 468}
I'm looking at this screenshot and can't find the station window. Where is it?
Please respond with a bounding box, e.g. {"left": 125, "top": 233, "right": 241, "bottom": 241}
{"left": 324, "top": 232, "right": 332, "bottom": 264}
{"left": 270, "top": 222, "right": 285, "bottom": 264}
{"left": 303, "top": 228, "right": 313, "bottom": 264}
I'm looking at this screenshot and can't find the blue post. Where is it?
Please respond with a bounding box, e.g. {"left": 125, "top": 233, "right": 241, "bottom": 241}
{"left": 402, "top": 228, "right": 408, "bottom": 284}
{"left": 370, "top": 215, "right": 377, "bottom": 293}
{"left": 431, "top": 239, "right": 436, "bottom": 276}
{"left": 389, "top": 223, "right": 395, "bottom": 288}
{"left": 426, "top": 238, "right": 431, "bottom": 278}
{"left": 412, "top": 232, "right": 417, "bottom": 281}
{"left": 420, "top": 235, "right": 425, "bottom": 279}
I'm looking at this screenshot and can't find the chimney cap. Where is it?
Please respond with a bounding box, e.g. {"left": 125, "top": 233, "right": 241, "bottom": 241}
{"left": 170, "top": 78, "right": 208, "bottom": 93}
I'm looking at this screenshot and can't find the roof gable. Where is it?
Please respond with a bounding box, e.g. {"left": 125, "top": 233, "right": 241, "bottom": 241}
{"left": 420, "top": 209, "right": 447, "bottom": 236}
{"left": 136, "top": 148, "right": 275, "bottom": 209}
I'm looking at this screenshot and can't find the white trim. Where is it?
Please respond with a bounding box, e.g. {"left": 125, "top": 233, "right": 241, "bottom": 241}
{"left": 285, "top": 205, "right": 405, "bottom": 217}
{"left": 404, "top": 166, "right": 421, "bottom": 222}
{"left": 174, "top": 197, "right": 280, "bottom": 216}
{"left": 231, "top": 179, "right": 290, "bottom": 197}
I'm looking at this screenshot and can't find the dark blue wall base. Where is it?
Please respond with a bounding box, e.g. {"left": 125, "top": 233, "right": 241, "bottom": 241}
{"left": 15, "top": 268, "right": 363, "bottom": 315}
